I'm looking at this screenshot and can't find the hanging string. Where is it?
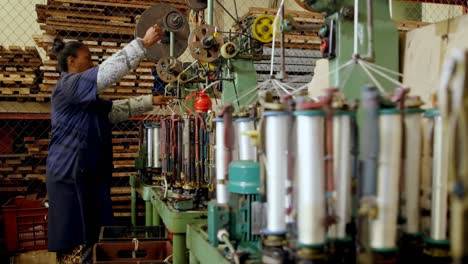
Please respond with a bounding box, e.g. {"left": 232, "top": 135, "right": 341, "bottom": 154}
{"left": 359, "top": 59, "right": 406, "bottom": 88}
{"left": 358, "top": 60, "right": 385, "bottom": 93}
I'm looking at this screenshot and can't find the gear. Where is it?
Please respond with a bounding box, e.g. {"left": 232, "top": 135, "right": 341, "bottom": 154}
{"left": 188, "top": 25, "right": 224, "bottom": 63}
{"left": 156, "top": 56, "right": 183, "bottom": 83}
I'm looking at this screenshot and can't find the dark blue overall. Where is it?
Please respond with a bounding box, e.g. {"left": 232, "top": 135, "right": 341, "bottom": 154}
{"left": 46, "top": 67, "right": 114, "bottom": 251}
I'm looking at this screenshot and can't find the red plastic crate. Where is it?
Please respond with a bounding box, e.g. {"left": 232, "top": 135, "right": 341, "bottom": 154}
{"left": 2, "top": 197, "right": 48, "bottom": 252}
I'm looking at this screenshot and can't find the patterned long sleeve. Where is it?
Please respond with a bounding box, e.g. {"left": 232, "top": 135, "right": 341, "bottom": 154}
{"left": 109, "top": 95, "right": 154, "bottom": 124}
{"left": 96, "top": 38, "right": 146, "bottom": 93}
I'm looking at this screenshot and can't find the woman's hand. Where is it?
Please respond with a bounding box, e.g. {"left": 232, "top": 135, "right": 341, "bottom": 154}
{"left": 142, "top": 25, "right": 163, "bottom": 48}
{"left": 153, "top": 95, "right": 174, "bottom": 106}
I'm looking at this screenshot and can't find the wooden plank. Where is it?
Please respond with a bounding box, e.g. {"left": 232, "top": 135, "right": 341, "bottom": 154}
{"left": 52, "top": 0, "right": 188, "bottom": 9}
{"left": 110, "top": 187, "right": 131, "bottom": 194}
{"left": 114, "top": 153, "right": 138, "bottom": 158}
{"left": 40, "top": 24, "right": 133, "bottom": 35}
{"left": 111, "top": 196, "right": 131, "bottom": 201}
{"left": 45, "top": 9, "right": 131, "bottom": 23}
{"left": 46, "top": 17, "right": 134, "bottom": 28}
{"left": 0, "top": 187, "right": 27, "bottom": 192}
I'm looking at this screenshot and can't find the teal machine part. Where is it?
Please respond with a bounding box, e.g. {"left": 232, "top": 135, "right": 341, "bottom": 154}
{"left": 208, "top": 160, "right": 262, "bottom": 261}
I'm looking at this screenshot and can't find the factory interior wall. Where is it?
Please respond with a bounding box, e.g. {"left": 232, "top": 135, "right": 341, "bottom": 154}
{"left": 403, "top": 13, "right": 468, "bottom": 106}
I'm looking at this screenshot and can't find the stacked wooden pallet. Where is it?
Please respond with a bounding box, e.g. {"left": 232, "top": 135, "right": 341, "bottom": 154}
{"left": 0, "top": 122, "right": 142, "bottom": 218}
{"left": 237, "top": 7, "right": 429, "bottom": 50}
{"left": 0, "top": 46, "right": 42, "bottom": 101}
{"left": 34, "top": 0, "right": 189, "bottom": 100}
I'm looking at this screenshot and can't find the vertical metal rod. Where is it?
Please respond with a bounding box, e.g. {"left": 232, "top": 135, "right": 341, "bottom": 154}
{"left": 207, "top": 0, "right": 214, "bottom": 25}
{"left": 152, "top": 205, "right": 161, "bottom": 226}
{"left": 279, "top": 5, "right": 286, "bottom": 79}
{"left": 365, "top": 0, "right": 374, "bottom": 60}
{"left": 354, "top": 0, "right": 359, "bottom": 56}
{"left": 329, "top": 19, "right": 334, "bottom": 58}
{"left": 131, "top": 183, "right": 137, "bottom": 226}
{"left": 170, "top": 32, "right": 175, "bottom": 57}
{"left": 145, "top": 201, "right": 153, "bottom": 226}
{"left": 173, "top": 234, "right": 188, "bottom": 264}
{"left": 233, "top": 0, "right": 239, "bottom": 22}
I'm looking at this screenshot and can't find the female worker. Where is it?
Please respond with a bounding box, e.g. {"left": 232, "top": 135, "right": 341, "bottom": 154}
{"left": 46, "top": 25, "right": 170, "bottom": 263}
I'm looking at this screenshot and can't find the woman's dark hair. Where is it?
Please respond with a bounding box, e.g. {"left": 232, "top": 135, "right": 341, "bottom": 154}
{"left": 52, "top": 37, "right": 84, "bottom": 72}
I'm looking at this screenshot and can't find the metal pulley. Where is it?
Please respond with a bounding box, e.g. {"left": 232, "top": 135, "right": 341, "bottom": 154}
{"left": 162, "top": 10, "right": 186, "bottom": 32}
{"left": 156, "top": 56, "right": 183, "bottom": 83}
{"left": 220, "top": 42, "right": 239, "bottom": 59}
{"left": 186, "top": 0, "right": 207, "bottom": 11}
{"left": 251, "top": 15, "right": 274, "bottom": 43}
{"left": 135, "top": 4, "right": 190, "bottom": 61}
{"left": 188, "top": 25, "right": 224, "bottom": 63}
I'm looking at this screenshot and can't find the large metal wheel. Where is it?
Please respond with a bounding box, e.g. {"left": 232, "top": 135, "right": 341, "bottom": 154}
{"left": 188, "top": 25, "right": 224, "bottom": 63}
{"left": 135, "top": 4, "right": 190, "bottom": 61}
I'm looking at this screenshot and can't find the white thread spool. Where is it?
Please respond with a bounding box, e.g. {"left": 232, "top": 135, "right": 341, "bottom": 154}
{"left": 430, "top": 112, "right": 449, "bottom": 241}
{"left": 330, "top": 112, "right": 353, "bottom": 240}
{"left": 235, "top": 118, "right": 257, "bottom": 161}
{"left": 214, "top": 118, "right": 229, "bottom": 204}
{"left": 146, "top": 126, "right": 154, "bottom": 168}
{"left": 370, "top": 110, "right": 402, "bottom": 250}
{"left": 152, "top": 126, "right": 161, "bottom": 168}
{"left": 295, "top": 110, "right": 326, "bottom": 245}
{"left": 264, "top": 111, "right": 292, "bottom": 234}
{"left": 420, "top": 111, "right": 435, "bottom": 232}
{"left": 145, "top": 125, "right": 160, "bottom": 168}
{"left": 402, "top": 110, "right": 424, "bottom": 234}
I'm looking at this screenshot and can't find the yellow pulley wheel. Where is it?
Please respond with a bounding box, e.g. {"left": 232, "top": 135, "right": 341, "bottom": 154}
{"left": 251, "top": 15, "right": 274, "bottom": 43}
{"left": 220, "top": 42, "right": 239, "bottom": 59}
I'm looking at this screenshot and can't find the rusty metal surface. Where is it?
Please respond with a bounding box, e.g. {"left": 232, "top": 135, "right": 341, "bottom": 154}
{"left": 188, "top": 25, "right": 224, "bottom": 63}
{"left": 185, "top": 0, "right": 207, "bottom": 11}
{"left": 135, "top": 4, "right": 189, "bottom": 61}
{"left": 156, "top": 56, "right": 183, "bottom": 83}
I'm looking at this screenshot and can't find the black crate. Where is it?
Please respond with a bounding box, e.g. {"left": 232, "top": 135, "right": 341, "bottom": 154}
{"left": 99, "top": 226, "right": 167, "bottom": 242}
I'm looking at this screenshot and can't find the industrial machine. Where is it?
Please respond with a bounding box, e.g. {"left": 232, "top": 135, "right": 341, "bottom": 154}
{"left": 130, "top": 0, "right": 468, "bottom": 263}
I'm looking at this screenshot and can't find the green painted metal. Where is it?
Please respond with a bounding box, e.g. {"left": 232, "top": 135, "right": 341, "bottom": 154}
{"left": 131, "top": 178, "right": 137, "bottom": 226}
{"left": 329, "top": 0, "right": 399, "bottom": 99}
{"left": 404, "top": 108, "right": 425, "bottom": 114}
{"left": 424, "top": 109, "right": 440, "bottom": 118}
{"left": 229, "top": 193, "right": 261, "bottom": 259}
{"left": 148, "top": 190, "right": 207, "bottom": 233}
{"left": 129, "top": 175, "right": 207, "bottom": 264}
{"left": 173, "top": 199, "right": 195, "bottom": 211}
{"left": 371, "top": 247, "right": 398, "bottom": 253}
{"left": 208, "top": 201, "right": 230, "bottom": 246}
{"left": 187, "top": 224, "right": 231, "bottom": 264}
{"left": 152, "top": 206, "right": 161, "bottom": 226}
{"left": 379, "top": 108, "right": 401, "bottom": 115}
{"left": 173, "top": 234, "right": 188, "bottom": 264}
{"left": 135, "top": 143, "right": 146, "bottom": 170}
{"left": 391, "top": 0, "right": 422, "bottom": 21}
{"left": 221, "top": 59, "right": 258, "bottom": 111}
{"left": 423, "top": 237, "right": 450, "bottom": 246}
{"left": 145, "top": 201, "right": 153, "bottom": 226}
{"left": 207, "top": 0, "right": 214, "bottom": 25}
{"left": 228, "top": 161, "right": 261, "bottom": 194}
{"left": 297, "top": 242, "right": 326, "bottom": 248}
{"left": 293, "top": 110, "right": 325, "bottom": 117}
